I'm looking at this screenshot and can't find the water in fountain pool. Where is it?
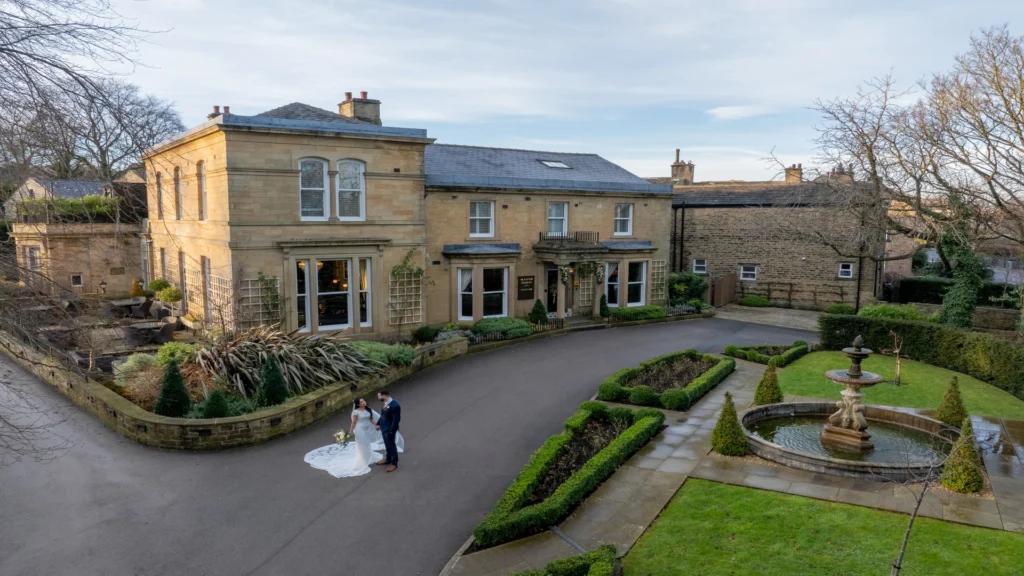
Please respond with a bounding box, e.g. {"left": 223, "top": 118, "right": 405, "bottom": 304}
{"left": 751, "top": 416, "right": 952, "bottom": 464}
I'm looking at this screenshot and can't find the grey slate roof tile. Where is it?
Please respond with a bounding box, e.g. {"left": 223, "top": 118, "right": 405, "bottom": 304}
{"left": 37, "top": 179, "right": 107, "bottom": 199}
{"left": 255, "top": 102, "right": 369, "bottom": 125}
{"left": 602, "top": 240, "right": 654, "bottom": 251}
{"left": 670, "top": 182, "right": 843, "bottom": 207}
{"left": 442, "top": 243, "right": 522, "bottom": 255}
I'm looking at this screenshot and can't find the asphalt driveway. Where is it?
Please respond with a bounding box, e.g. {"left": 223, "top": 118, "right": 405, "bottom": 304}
{"left": 0, "top": 318, "right": 814, "bottom": 576}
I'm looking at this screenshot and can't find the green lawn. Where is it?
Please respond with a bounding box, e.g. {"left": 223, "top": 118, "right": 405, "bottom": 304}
{"left": 624, "top": 479, "right": 1024, "bottom": 576}
{"left": 778, "top": 351, "right": 1024, "bottom": 420}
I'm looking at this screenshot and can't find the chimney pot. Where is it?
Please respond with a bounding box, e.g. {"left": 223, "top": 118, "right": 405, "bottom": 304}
{"left": 213, "top": 105, "right": 220, "bottom": 114}
{"left": 345, "top": 91, "right": 352, "bottom": 101}
{"left": 224, "top": 105, "right": 230, "bottom": 114}
{"left": 360, "top": 91, "right": 368, "bottom": 99}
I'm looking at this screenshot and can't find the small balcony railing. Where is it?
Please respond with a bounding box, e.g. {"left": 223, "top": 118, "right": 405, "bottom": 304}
{"left": 537, "top": 231, "right": 601, "bottom": 245}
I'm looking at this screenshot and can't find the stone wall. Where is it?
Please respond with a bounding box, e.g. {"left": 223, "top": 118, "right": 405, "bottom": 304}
{"left": 0, "top": 331, "right": 466, "bottom": 450}
{"left": 914, "top": 303, "right": 1020, "bottom": 331}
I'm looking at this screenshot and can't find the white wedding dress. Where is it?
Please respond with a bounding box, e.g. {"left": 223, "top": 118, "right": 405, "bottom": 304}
{"left": 303, "top": 409, "right": 405, "bottom": 478}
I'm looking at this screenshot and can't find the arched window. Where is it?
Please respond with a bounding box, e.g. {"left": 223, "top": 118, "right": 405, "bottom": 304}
{"left": 173, "top": 167, "right": 182, "bottom": 220}
{"left": 196, "top": 162, "right": 207, "bottom": 221}
{"left": 156, "top": 173, "right": 164, "bottom": 219}
{"left": 336, "top": 159, "right": 365, "bottom": 221}
{"left": 298, "top": 158, "right": 328, "bottom": 220}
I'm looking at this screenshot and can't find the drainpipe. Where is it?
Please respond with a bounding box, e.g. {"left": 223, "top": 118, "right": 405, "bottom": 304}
{"left": 671, "top": 206, "right": 678, "bottom": 271}
{"left": 679, "top": 203, "right": 686, "bottom": 272}
{"left": 855, "top": 255, "right": 864, "bottom": 313}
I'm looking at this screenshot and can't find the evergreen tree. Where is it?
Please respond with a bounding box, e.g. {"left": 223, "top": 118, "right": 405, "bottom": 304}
{"left": 129, "top": 278, "right": 144, "bottom": 298}
{"left": 753, "top": 363, "right": 784, "bottom": 405}
{"left": 260, "top": 356, "right": 289, "bottom": 406}
{"left": 936, "top": 377, "right": 968, "bottom": 427}
{"left": 712, "top": 392, "right": 748, "bottom": 456}
{"left": 941, "top": 417, "right": 984, "bottom": 494}
{"left": 528, "top": 299, "right": 548, "bottom": 324}
{"left": 154, "top": 361, "right": 191, "bottom": 417}
{"left": 599, "top": 294, "right": 610, "bottom": 318}
{"left": 202, "top": 390, "right": 230, "bottom": 418}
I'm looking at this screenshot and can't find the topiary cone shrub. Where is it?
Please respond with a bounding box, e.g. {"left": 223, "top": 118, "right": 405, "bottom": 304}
{"left": 599, "top": 294, "right": 610, "bottom": 318}
{"left": 941, "top": 417, "right": 984, "bottom": 494}
{"left": 129, "top": 278, "right": 144, "bottom": 298}
{"left": 753, "top": 363, "right": 783, "bottom": 405}
{"left": 154, "top": 361, "right": 191, "bottom": 417}
{"left": 712, "top": 392, "right": 748, "bottom": 456}
{"left": 202, "top": 389, "right": 229, "bottom": 418}
{"left": 936, "top": 377, "right": 968, "bottom": 427}
{"left": 528, "top": 299, "right": 549, "bottom": 324}
{"left": 259, "top": 356, "right": 289, "bottom": 406}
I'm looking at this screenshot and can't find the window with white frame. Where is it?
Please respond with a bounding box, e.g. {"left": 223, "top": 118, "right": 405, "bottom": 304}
{"left": 740, "top": 264, "right": 758, "bottom": 281}
{"left": 605, "top": 262, "right": 620, "bottom": 307}
{"left": 838, "top": 262, "right": 854, "bottom": 279}
{"left": 482, "top": 268, "right": 507, "bottom": 317}
{"left": 336, "top": 160, "right": 365, "bottom": 220}
{"left": 627, "top": 262, "right": 646, "bottom": 306}
{"left": 70, "top": 274, "right": 83, "bottom": 287}
{"left": 358, "top": 258, "right": 371, "bottom": 326}
{"left": 174, "top": 167, "right": 182, "bottom": 220}
{"left": 316, "top": 259, "right": 351, "bottom": 329}
{"left": 197, "top": 161, "right": 207, "bottom": 221}
{"left": 156, "top": 173, "right": 164, "bottom": 219}
{"left": 469, "top": 201, "right": 494, "bottom": 237}
{"left": 548, "top": 202, "right": 568, "bottom": 235}
{"left": 458, "top": 268, "right": 474, "bottom": 320}
{"left": 299, "top": 159, "right": 329, "bottom": 220}
{"left": 692, "top": 258, "right": 707, "bottom": 274}
{"left": 296, "top": 260, "right": 310, "bottom": 331}
{"left": 25, "top": 246, "right": 41, "bottom": 271}
{"left": 614, "top": 204, "right": 632, "bottom": 235}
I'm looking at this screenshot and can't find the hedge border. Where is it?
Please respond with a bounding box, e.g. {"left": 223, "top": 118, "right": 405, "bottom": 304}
{"left": 818, "top": 313, "right": 1024, "bottom": 400}
{"left": 510, "top": 544, "right": 617, "bottom": 576}
{"left": 596, "top": 349, "right": 736, "bottom": 411}
{"left": 472, "top": 403, "right": 665, "bottom": 548}
{"left": 723, "top": 341, "right": 809, "bottom": 367}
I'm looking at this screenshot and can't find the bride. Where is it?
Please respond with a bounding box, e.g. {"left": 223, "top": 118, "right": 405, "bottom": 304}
{"left": 304, "top": 398, "right": 405, "bottom": 478}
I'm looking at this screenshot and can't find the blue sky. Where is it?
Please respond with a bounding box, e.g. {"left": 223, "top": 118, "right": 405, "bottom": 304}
{"left": 112, "top": 0, "right": 1024, "bottom": 180}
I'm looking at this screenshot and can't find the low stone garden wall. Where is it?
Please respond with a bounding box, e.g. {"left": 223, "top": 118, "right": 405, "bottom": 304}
{"left": 0, "top": 331, "right": 466, "bottom": 450}
{"left": 913, "top": 303, "right": 1020, "bottom": 332}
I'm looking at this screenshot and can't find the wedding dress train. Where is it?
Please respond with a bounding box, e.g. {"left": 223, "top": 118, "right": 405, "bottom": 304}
{"left": 304, "top": 409, "right": 405, "bottom": 478}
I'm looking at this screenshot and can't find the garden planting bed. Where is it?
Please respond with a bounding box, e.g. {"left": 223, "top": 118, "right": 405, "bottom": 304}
{"left": 597, "top": 349, "right": 735, "bottom": 410}
{"left": 471, "top": 401, "right": 665, "bottom": 549}
{"left": 724, "top": 340, "right": 809, "bottom": 367}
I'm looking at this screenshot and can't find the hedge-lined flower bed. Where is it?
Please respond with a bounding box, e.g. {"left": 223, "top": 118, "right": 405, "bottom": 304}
{"left": 724, "top": 341, "right": 809, "bottom": 367}
{"left": 597, "top": 350, "right": 735, "bottom": 410}
{"left": 512, "top": 545, "right": 617, "bottom": 576}
{"left": 349, "top": 341, "right": 416, "bottom": 366}
{"left": 609, "top": 305, "right": 668, "bottom": 321}
{"left": 819, "top": 313, "right": 1024, "bottom": 400}
{"left": 472, "top": 317, "right": 534, "bottom": 341}
{"left": 473, "top": 401, "right": 665, "bottom": 548}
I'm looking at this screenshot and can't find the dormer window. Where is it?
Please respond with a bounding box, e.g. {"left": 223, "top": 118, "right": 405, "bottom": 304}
{"left": 539, "top": 160, "right": 570, "bottom": 169}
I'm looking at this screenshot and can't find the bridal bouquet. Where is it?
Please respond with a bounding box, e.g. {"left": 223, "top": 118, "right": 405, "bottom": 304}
{"left": 334, "top": 430, "right": 354, "bottom": 446}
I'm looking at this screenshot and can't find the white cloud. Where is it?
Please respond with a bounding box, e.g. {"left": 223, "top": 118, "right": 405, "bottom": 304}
{"left": 705, "top": 105, "right": 775, "bottom": 120}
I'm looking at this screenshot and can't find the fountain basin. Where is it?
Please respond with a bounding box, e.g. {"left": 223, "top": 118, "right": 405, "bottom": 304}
{"left": 741, "top": 402, "right": 956, "bottom": 482}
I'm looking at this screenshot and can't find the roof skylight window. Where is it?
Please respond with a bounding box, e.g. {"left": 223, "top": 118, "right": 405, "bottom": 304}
{"left": 539, "top": 160, "right": 570, "bottom": 169}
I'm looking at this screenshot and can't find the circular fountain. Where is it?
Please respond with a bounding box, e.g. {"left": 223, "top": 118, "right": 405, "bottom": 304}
{"left": 740, "top": 336, "right": 955, "bottom": 481}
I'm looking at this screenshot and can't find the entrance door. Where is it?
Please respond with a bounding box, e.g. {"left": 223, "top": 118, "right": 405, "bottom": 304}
{"left": 546, "top": 269, "right": 558, "bottom": 312}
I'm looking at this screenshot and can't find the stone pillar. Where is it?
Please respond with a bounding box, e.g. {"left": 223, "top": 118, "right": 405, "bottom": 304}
{"left": 592, "top": 274, "right": 602, "bottom": 317}
{"left": 328, "top": 170, "right": 339, "bottom": 222}
{"left": 556, "top": 270, "right": 566, "bottom": 320}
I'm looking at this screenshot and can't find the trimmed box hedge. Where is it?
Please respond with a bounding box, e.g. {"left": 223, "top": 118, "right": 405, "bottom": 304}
{"left": 472, "top": 402, "right": 665, "bottom": 548}
{"left": 896, "top": 276, "right": 1019, "bottom": 308}
{"left": 597, "top": 350, "right": 736, "bottom": 411}
{"left": 818, "top": 313, "right": 1024, "bottom": 400}
{"left": 723, "top": 341, "right": 809, "bottom": 367}
{"left": 511, "top": 544, "right": 617, "bottom": 576}
{"left": 610, "top": 305, "right": 667, "bottom": 321}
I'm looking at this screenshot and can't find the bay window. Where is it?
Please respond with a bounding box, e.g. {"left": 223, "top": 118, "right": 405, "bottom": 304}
{"left": 317, "top": 259, "right": 351, "bottom": 329}
{"left": 358, "top": 258, "right": 371, "bottom": 326}
{"left": 627, "top": 262, "right": 646, "bottom": 306}
{"left": 458, "top": 268, "right": 474, "bottom": 320}
{"left": 296, "top": 260, "right": 310, "bottom": 331}
{"left": 295, "top": 257, "right": 374, "bottom": 332}
{"left": 605, "top": 262, "right": 620, "bottom": 307}
{"left": 299, "top": 158, "right": 329, "bottom": 220}
{"left": 337, "top": 160, "right": 366, "bottom": 220}
{"left": 482, "top": 268, "right": 507, "bottom": 317}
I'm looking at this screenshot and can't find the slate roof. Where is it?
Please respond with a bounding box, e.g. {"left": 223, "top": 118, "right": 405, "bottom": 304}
{"left": 669, "top": 181, "right": 842, "bottom": 208}
{"left": 442, "top": 243, "right": 522, "bottom": 255}
{"left": 425, "top": 145, "right": 672, "bottom": 194}
{"left": 603, "top": 240, "right": 655, "bottom": 251}
{"left": 255, "top": 102, "right": 369, "bottom": 125}
{"left": 36, "top": 179, "right": 107, "bottom": 199}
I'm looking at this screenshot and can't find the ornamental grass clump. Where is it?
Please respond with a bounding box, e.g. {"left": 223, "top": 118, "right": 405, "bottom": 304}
{"left": 941, "top": 417, "right": 984, "bottom": 494}
{"left": 753, "top": 363, "right": 783, "bottom": 405}
{"left": 936, "top": 377, "right": 968, "bottom": 427}
{"left": 154, "top": 361, "right": 191, "bottom": 417}
{"left": 259, "top": 356, "right": 289, "bottom": 406}
{"left": 712, "top": 392, "right": 748, "bottom": 456}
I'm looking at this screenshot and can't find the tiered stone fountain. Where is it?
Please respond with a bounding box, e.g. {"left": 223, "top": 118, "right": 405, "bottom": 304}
{"left": 819, "top": 335, "right": 886, "bottom": 454}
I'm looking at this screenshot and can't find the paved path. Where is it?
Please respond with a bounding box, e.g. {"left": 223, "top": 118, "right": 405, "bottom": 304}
{"left": 714, "top": 303, "right": 822, "bottom": 332}
{"left": 0, "top": 318, "right": 813, "bottom": 576}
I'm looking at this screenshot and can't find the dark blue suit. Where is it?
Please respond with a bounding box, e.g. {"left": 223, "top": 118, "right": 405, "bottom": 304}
{"left": 378, "top": 399, "right": 401, "bottom": 465}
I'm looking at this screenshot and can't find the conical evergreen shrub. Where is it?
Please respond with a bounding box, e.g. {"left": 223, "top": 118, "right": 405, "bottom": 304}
{"left": 129, "top": 278, "right": 144, "bottom": 298}
{"left": 202, "top": 389, "right": 230, "bottom": 418}
{"left": 941, "top": 417, "right": 984, "bottom": 494}
{"left": 599, "top": 294, "right": 610, "bottom": 318}
{"left": 528, "top": 299, "right": 548, "bottom": 324}
{"left": 753, "top": 363, "right": 783, "bottom": 405}
{"left": 712, "top": 392, "right": 748, "bottom": 456}
{"left": 154, "top": 361, "right": 191, "bottom": 417}
{"left": 260, "top": 356, "right": 289, "bottom": 406}
{"left": 936, "top": 377, "right": 968, "bottom": 427}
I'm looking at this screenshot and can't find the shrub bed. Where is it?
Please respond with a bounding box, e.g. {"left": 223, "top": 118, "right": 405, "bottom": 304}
{"left": 723, "top": 341, "right": 809, "bottom": 367}
{"left": 472, "top": 317, "right": 534, "bottom": 340}
{"left": 818, "top": 313, "right": 1024, "bottom": 400}
{"left": 472, "top": 401, "right": 665, "bottom": 548}
{"left": 511, "top": 545, "right": 617, "bottom": 576}
{"left": 739, "top": 295, "right": 772, "bottom": 307}
{"left": 858, "top": 303, "right": 938, "bottom": 322}
{"left": 349, "top": 341, "right": 416, "bottom": 366}
{"left": 610, "top": 305, "right": 667, "bottom": 321}
{"left": 597, "top": 350, "right": 736, "bottom": 410}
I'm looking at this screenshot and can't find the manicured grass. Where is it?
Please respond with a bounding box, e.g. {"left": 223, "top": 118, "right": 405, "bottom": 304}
{"left": 778, "top": 351, "right": 1024, "bottom": 420}
{"left": 624, "top": 479, "right": 1024, "bottom": 575}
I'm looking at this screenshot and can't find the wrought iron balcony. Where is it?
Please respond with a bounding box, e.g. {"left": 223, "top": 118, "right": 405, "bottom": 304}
{"left": 536, "top": 230, "right": 601, "bottom": 245}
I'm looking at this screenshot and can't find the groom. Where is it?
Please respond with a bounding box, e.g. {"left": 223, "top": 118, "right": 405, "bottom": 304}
{"left": 375, "top": 390, "right": 401, "bottom": 472}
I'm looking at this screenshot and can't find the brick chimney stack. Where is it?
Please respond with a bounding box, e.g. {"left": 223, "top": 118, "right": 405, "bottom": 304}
{"left": 785, "top": 163, "right": 803, "bottom": 183}
{"left": 207, "top": 105, "right": 221, "bottom": 120}
{"left": 338, "top": 91, "right": 382, "bottom": 125}
{"left": 670, "top": 149, "right": 695, "bottom": 185}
